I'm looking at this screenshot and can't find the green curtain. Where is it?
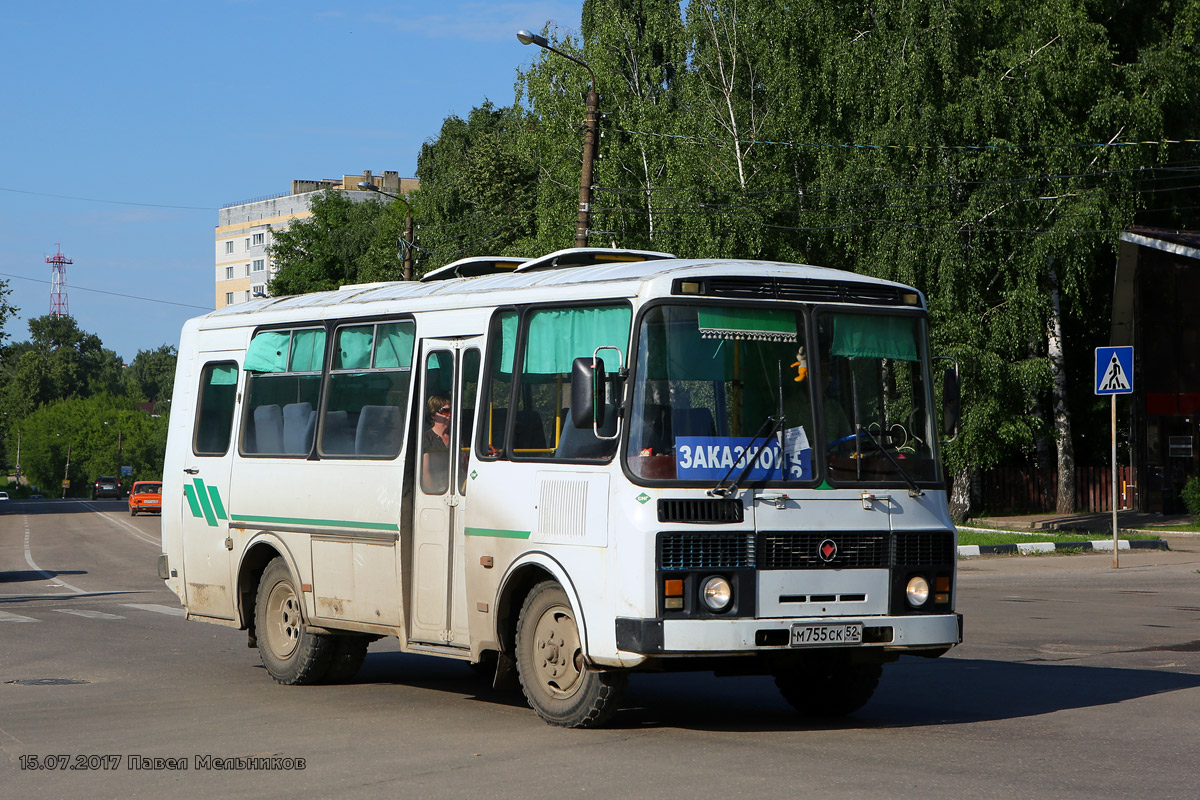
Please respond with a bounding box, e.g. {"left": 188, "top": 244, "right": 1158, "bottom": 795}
{"left": 374, "top": 322, "right": 414, "bottom": 368}
{"left": 523, "top": 306, "right": 632, "bottom": 375}
{"left": 243, "top": 331, "right": 291, "bottom": 373}
{"left": 336, "top": 326, "right": 374, "bottom": 370}
{"left": 496, "top": 311, "right": 518, "bottom": 375}
{"left": 696, "top": 307, "right": 797, "bottom": 342}
{"left": 288, "top": 329, "right": 326, "bottom": 372}
{"left": 208, "top": 364, "right": 239, "bottom": 385}
{"left": 831, "top": 315, "right": 918, "bottom": 361}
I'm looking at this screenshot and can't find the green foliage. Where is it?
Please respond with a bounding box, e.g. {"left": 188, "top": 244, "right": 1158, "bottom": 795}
{"left": 10, "top": 394, "right": 168, "bottom": 495}
{"left": 1181, "top": 475, "right": 1200, "bottom": 520}
{"left": 412, "top": 102, "right": 540, "bottom": 270}
{"left": 266, "top": 190, "right": 410, "bottom": 294}
{"left": 122, "top": 344, "right": 178, "bottom": 409}
{"left": 0, "top": 315, "right": 175, "bottom": 493}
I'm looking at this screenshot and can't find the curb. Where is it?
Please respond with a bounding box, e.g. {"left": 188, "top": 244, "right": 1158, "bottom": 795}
{"left": 958, "top": 539, "right": 1171, "bottom": 557}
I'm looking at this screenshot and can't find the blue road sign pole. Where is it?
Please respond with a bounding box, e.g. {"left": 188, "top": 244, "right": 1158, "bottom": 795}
{"left": 1112, "top": 394, "right": 1119, "bottom": 568}
{"left": 1095, "top": 345, "right": 1133, "bottom": 568}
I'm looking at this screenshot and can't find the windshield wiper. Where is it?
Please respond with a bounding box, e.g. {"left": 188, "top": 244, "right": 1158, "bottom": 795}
{"left": 853, "top": 425, "right": 924, "bottom": 498}
{"left": 709, "top": 414, "right": 783, "bottom": 498}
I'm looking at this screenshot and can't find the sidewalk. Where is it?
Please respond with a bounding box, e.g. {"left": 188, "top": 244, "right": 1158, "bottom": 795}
{"left": 967, "top": 510, "right": 1191, "bottom": 534}
{"left": 957, "top": 510, "right": 1191, "bottom": 557}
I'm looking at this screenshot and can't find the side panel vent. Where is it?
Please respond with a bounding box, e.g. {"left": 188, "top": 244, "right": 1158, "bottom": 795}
{"left": 659, "top": 532, "right": 755, "bottom": 570}
{"left": 657, "top": 498, "right": 744, "bottom": 524}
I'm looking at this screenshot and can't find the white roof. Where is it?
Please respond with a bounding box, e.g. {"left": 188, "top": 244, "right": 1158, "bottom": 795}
{"left": 198, "top": 258, "right": 920, "bottom": 330}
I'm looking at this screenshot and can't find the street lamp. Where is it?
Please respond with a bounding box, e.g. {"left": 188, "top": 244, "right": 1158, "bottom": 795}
{"left": 358, "top": 181, "right": 415, "bottom": 281}
{"left": 517, "top": 29, "right": 599, "bottom": 248}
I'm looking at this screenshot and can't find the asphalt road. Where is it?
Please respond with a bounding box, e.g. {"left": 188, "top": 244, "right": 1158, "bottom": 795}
{"left": 2, "top": 499, "right": 1198, "bottom": 799}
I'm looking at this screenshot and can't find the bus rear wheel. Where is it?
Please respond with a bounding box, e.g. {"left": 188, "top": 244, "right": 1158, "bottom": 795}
{"left": 255, "top": 557, "right": 333, "bottom": 685}
{"left": 515, "top": 581, "right": 625, "bottom": 728}
{"left": 774, "top": 654, "right": 882, "bottom": 717}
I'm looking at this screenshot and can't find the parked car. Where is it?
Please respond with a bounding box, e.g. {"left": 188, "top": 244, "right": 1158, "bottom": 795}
{"left": 0, "top": 491, "right": 8, "bottom": 500}
{"left": 128, "top": 481, "right": 162, "bottom": 516}
{"left": 29, "top": 493, "right": 43, "bottom": 500}
{"left": 92, "top": 476, "right": 121, "bottom": 499}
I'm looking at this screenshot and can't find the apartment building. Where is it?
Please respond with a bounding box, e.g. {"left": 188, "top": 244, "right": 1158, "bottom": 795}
{"left": 214, "top": 170, "right": 418, "bottom": 309}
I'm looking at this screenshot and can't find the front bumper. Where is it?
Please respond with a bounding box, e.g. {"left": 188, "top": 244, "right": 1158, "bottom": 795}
{"left": 616, "top": 612, "right": 962, "bottom": 655}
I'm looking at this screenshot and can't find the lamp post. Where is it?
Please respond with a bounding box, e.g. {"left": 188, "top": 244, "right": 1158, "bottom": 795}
{"left": 358, "top": 181, "right": 414, "bottom": 281}
{"left": 517, "top": 29, "right": 598, "bottom": 249}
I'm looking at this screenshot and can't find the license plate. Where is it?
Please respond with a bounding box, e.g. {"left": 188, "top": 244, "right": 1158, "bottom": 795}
{"left": 790, "top": 622, "right": 863, "bottom": 647}
{"left": 146, "top": 499, "right": 159, "bottom": 505}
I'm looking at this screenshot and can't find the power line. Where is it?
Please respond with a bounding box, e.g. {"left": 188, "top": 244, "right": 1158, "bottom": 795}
{"left": 0, "top": 186, "right": 214, "bottom": 211}
{"left": 0, "top": 271, "right": 212, "bottom": 310}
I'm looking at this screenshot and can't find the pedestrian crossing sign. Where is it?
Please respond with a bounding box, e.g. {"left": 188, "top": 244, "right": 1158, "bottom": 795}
{"left": 1095, "top": 346, "right": 1134, "bottom": 395}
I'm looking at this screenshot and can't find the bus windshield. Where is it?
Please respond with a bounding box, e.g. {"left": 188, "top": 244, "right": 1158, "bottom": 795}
{"left": 626, "top": 303, "right": 939, "bottom": 486}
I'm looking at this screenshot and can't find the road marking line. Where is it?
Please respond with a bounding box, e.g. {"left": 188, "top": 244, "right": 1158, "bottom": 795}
{"left": 23, "top": 517, "right": 87, "bottom": 595}
{"left": 82, "top": 501, "right": 161, "bottom": 547}
{"left": 122, "top": 603, "right": 186, "bottom": 617}
{"left": 55, "top": 609, "right": 125, "bottom": 620}
{"left": 0, "top": 611, "right": 40, "bottom": 623}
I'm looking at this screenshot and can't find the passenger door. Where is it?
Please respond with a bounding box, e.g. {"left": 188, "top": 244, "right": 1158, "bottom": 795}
{"left": 409, "top": 337, "right": 482, "bottom": 647}
{"left": 179, "top": 358, "right": 240, "bottom": 620}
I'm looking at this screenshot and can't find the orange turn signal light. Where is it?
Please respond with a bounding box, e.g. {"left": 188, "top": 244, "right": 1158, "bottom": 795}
{"left": 664, "top": 579, "right": 684, "bottom": 597}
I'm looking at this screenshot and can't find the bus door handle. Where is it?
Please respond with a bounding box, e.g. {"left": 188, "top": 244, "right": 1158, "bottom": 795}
{"left": 444, "top": 495, "right": 460, "bottom": 508}
{"left": 184, "top": 468, "right": 199, "bottom": 475}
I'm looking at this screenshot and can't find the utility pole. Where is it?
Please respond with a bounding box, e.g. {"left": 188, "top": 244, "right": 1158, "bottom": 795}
{"left": 517, "top": 30, "right": 599, "bottom": 248}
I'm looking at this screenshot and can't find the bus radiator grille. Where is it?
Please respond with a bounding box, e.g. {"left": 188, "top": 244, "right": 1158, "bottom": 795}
{"left": 657, "top": 498, "right": 744, "bottom": 524}
{"left": 757, "top": 532, "right": 890, "bottom": 569}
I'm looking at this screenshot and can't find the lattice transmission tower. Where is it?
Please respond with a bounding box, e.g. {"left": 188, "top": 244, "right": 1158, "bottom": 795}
{"left": 47, "top": 244, "right": 72, "bottom": 316}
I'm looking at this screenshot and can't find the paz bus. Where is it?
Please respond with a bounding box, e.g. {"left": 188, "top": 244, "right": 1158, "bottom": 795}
{"left": 159, "top": 247, "right": 962, "bottom": 727}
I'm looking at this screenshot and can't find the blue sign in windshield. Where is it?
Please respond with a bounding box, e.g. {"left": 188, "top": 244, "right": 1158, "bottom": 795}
{"left": 676, "top": 434, "right": 811, "bottom": 481}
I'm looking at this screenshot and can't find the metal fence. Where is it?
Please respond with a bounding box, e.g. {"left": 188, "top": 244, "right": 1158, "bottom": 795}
{"left": 979, "top": 465, "right": 1137, "bottom": 514}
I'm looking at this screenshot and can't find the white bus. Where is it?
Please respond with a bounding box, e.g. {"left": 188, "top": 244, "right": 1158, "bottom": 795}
{"left": 159, "top": 248, "right": 962, "bottom": 727}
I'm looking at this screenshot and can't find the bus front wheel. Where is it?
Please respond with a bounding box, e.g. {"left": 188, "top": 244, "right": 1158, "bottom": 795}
{"left": 515, "top": 581, "right": 626, "bottom": 728}
{"left": 255, "top": 557, "right": 333, "bottom": 685}
{"left": 774, "top": 654, "right": 882, "bottom": 716}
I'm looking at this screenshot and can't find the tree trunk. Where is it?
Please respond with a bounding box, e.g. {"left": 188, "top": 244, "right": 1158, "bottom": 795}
{"left": 1047, "top": 258, "right": 1075, "bottom": 514}
{"left": 950, "top": 461, "right": 972, "bottom": 524}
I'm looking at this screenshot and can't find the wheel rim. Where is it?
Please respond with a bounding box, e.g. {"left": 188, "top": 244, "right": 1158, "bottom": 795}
{"left": 531, "top": 603, "right": 584, "bottom": 700}
{"left": 263, "top": 579, "right": 302, "bottom": 660}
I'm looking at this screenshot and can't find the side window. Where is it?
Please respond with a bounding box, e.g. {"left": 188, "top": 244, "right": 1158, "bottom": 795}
{"left": 420, "top": 351, "right": 453, "bottom": 495}
{"left": 458, "top": 348, "right": 480, "bottom": 493}
{"left": 320, "top": 321, "right": 414, "bottom": 458}
{"left": 193, "top": 362, "right": 238, "bottom": 456}
{"left": 241, "top": 328, "right": 326, "bottom": 456}
{"left": 515, "top": 305, "right": 632, "bottom": 461}
{"left": 477, "top": 310, "right": 516, "bottom": 460}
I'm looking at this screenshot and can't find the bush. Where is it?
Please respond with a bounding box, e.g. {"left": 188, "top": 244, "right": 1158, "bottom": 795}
{"left": 1181, "top": 476, "right": 1200, "bottom": 520}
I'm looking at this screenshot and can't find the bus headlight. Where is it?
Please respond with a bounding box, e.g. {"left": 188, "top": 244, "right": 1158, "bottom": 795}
{"left": 906, "top": 575, "right": 930, "bottom": 608}
{"left": 701, "top": 576, "right": 733, "bottom": 612}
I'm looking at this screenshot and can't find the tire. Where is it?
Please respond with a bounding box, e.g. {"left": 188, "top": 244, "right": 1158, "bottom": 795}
{"left": 129, "top": 508, "right": 136, "bottom": 516}
{"left": 515, "top": 581, "right": 626, "bottom": 728}
{"left": 322, "top": 636, "right": 370, "bottom": 683}
{"left": 254, "top": 557, "right": 333, "bottom": 685}
{"left": 774, "top": 654, "right": 882, "bottom": 717}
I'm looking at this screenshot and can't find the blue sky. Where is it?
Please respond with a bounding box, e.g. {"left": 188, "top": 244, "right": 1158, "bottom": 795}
{"left": 0, "top": 1, "right": 582, "bottom": 361}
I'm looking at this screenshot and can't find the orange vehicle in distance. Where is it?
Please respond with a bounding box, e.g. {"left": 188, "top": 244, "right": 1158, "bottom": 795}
{"left": 128, "top": 481, "right": 163, "bottom": 516}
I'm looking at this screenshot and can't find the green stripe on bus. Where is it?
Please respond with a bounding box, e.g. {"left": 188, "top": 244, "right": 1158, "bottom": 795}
{"left": 192, "top": 479, "right": 217, "bottom": 526}
{"left": 464, "top": 527, "right": 531, "bottom": 539}
{"left": 230, "top": 514, "right": 400, "bottom": 532}
{"left": 207, "top": 485, "right": 228, "bottom": 521}
{"left": 183, "top": 484, "right": 204, "bottom": 520}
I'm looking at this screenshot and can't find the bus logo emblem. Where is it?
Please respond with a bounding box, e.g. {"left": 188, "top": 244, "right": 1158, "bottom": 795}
{"left": 818, "top": 539, "right": 838, "bottom": 562}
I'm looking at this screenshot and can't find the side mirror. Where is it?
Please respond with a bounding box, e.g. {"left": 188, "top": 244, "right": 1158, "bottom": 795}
{"left": 942, "top": 367, "right": 961, "bottom": 437}
{"left": 571, "top": 356, "right": 606, "bottom": 429}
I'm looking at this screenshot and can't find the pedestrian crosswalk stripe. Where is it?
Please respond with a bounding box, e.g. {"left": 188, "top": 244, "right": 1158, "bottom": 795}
{"left": 122, "top": 603, "right": 186, "bottom": 617}
{"left": 55, "top": 609, "right": 125, "bottom": 620}
{"left": 0, "top": 610, "right": 39, "bottom": 623}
